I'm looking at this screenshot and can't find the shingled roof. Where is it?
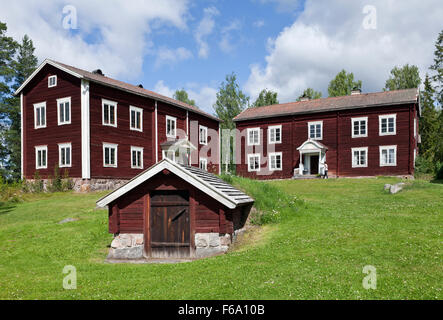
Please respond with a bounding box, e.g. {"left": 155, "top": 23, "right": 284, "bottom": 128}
{"left": 15, "top": 59, "right": 220, "bottom": 122}
{"left": 234, "top": 88, "right": 419, "bottom": 122}
{"left": 96, "top": 158, "right": 254, "bottom": 209}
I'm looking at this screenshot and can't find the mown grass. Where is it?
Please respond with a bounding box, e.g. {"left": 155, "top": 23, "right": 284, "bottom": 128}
{"left": 0, "top": 177, "right": 441, "bottom": 300}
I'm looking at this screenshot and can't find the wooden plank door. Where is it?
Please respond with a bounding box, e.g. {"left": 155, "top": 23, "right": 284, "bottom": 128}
{"left": 149, "top": 191, "right": 190, "bottom": 258}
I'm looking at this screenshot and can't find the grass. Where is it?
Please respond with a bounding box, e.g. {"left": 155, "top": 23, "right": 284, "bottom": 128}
{"left": 0, "top": 177, "right": 441, "bottom": 299}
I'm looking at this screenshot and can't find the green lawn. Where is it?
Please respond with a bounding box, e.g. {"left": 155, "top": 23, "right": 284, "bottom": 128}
{"left": 0, "top": 177, "right": 441, "bottom": 299}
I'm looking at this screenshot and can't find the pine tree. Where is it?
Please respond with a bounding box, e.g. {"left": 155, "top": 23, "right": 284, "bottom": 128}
{"left": 430, "top": 30, "right": 442, "bottom": 105}
{"left": 419, "top": 74, "right": 439, "bottom": 161}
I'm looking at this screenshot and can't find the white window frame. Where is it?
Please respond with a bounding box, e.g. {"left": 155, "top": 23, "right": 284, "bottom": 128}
{"left": 268, "top": 125, "right": 282, "bottom": 144}
{"left": 351, "top": 117, "right": 368, "bottom": 138}
{"left": 129, "top": 106, "right": 143, "bottom": 132}
{"left": 166, "top": 115, "right": 177, "bottom": 138}
{"left": 247, "top": 128, "right": 260, "bottom": 146}
{"left": 103, "top": 143, "right": 118, "bottom": 168}
{"left": 162, "top": 150, "right": 176, "bottom": 162}
{"left": 199, "top": 158, "right": 208, "bottom": 171}
{"left": 379, "top": 114, "right": 397, "bottom": 136}
{"left": 102, "top": 99, "right": 118, "bottom": 127}
{"left": 351, "top": 147, "right": 368, "bottom": 168}
{"left": 57, "top": 97, "right": 71, "bottom": 126}
{"left": 379, "top": 145, "right": 397, "bottom": 167}
{"left": 58, "top": 143, "right": 72, "bottom": 168}
{"left": 34, "top": 102, "right": 46, "bottom": 129}
{"left": 199, "top": 125, "right": 208, "bottom": 145}
{"left": 48, "top": 75, "right": 57, "bottom": 88}
{"left": 130, "top": 146, "right": 144, "bottom": 169}
{"left": 247, "top": 154, "right": 260, "bottom": 172}
{"left": 269, "top": 152, "right": 283, "bottom": 171}
{"left": 35, "top": 145, "right": 48, "bottom": 169}
{"left": 308, "top": 121, "right": 323, "bottom": 140}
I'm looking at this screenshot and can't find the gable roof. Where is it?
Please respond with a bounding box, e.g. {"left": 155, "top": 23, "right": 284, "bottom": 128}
{"left": 234, "top": 88, "right": 419, "bottom": 122}
{"left": 96, "top": 158, "right": 254, "bottom": 209}
{"left": 15, "top": 59, "right": 220, "bottom": 122}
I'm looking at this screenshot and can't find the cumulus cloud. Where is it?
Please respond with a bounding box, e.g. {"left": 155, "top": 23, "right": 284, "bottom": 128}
{"left": 154, "top": 47, "right": 193, "bottom": 68}
{"left": 0, "top": 0, "right": 190, "bottom": 79}
{"left": 245, "top": 0, "right": 443, "bottom": 102}
{"left": 253, "top": 20, "right": 265, "bottom": 28}
{"left": 219, "top": 20, "right": 242, "bottom": 54}
{"left": 195, "top": 6, "right": 219, "bottom": 58}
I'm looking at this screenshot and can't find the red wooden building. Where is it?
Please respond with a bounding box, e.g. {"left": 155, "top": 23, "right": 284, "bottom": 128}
{"left": 234, "top": 88, "right": 420, "bottom": 179}
{"left": 96, "top": 158, "right": 254, "bottom": 259}
{"left": 15, "top": 59, "right": 221, "bottom": 190}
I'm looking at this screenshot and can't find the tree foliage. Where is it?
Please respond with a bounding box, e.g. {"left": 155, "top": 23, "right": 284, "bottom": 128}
{"left": 252, "top": 89, "right": 279, "bottom": 107}
{"left": 384, "top": 64, "right": 421, "bottom": 91}
{"left": 419, "top": 74, "right": 439, "bottom": 162}
{"left": 430, "top": 30, "right": 443, "bottom": 105}
{"left": 297, "top": 88, "right": 322, "bottom": 101}
{"left": 173, "top": 89, "right": 196, "bottom": 107}
{"left": 327, "top": 69, "right": 362, "bottom": 97}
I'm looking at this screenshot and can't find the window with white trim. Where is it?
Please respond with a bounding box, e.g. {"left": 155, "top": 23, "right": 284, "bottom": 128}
{"left": 199, "top": 158, "right": 208, "bottom": 171}
{"left": 199, "top": 125, "right": 208, "bottom": 145}
{"left": 58, "top": 143, "right": 72, "bottom": 168}
{"left": 48, "top": 75, "right": 57, "bottom": 88}
{"left": 131, "top": 146, "right": 143, "bottom": 169}
{"left": 130, "top": 106, "right": 143, "bottom": 132}
{"left": 166, "top": 115, "right": 176, "bottom": 138}
{"left": 351, "top": 147, "right": 368, "bottom": 168}
{"left": 308, "top": 121, "right": 323, "bottom": 140}
{"left": 379, "top": 114, "right": 396, "bottom": 136}
{"left": 352, "top": 117, "right": 368, "bottom": 138}
{"left": 269, "top": 152, "right": 282, "bottom": 171}
{"left": 34, "top": 102, "right": 46, "bottom": 129}
{"left": 268, "top": 125, "right": 282, "bottom": 144}
{"left": 102, "top": 99, "right": 117, "bottom": 127}
{"left": 247, "top": 128, "right": 260, "bottom": 146}
{"left": 103, "top": 143, "right": 118, "bottom": 167}
{"left": 35, "top": 146, "right": 48, "bottom": 169}
{"left": 380, "top": 145, "right": 397, "bottom": 166}
{"left": 247, "top": 154, "right": 260, "bottom": 172}
{"left": 57, "top": 97, "right": 71, "bottom": 125}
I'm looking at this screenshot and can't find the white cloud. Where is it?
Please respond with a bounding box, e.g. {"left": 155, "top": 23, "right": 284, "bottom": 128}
{"left": 253, "top": 20, "right": 265, "bottom": 28}
{"left": 195, "top": 6, "right": 219, "bottom": 58}
{"left": 258, "top": 0, "right": 302, "bottom": 12}
{"left": 219, "top": 20, "right": 242, "bottom": 54}
{"left": 154, "top": 80, "right": 217, "bottom": 114}
{"left": 155, "top": 47, "right": 193, "bottom": 68}
{"left": 0, "top": 0, "right": 190, "bottom": 80}
{"left": 245, "top": 0, "right": 443, "bottom": 102}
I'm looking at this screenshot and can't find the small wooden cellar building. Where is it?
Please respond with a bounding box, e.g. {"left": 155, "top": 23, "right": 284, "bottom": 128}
{"left": 96, "top": 158, "right": 254, "bottom": 260}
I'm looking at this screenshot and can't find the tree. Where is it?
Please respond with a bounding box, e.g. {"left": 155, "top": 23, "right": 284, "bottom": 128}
{"left": 297, "top": 88, "right": 322, "bottom": 101}
{"left": 252, "top": 89, "right": 279, "bottom": 107}
{"left": 430, "top": 30, "right": 442, "bottom": 105}
{"left": 173, "top": 89, "right": 196, "bottom": 106}
{"left": 384, "top": 64, "right": 421, "bottom": 91}
{"left": 328, "top": 69, "right": 362, "bottom": 97}
{"left": 419, "top": 74, "right": 439, "bottom": 162}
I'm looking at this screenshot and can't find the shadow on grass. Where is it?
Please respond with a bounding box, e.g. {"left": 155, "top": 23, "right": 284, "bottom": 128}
{"left": 430, "top": 179, "right": 443, "bottom": 184}
{"left": 0, "top": 202, "right": 17, "bottom": 215}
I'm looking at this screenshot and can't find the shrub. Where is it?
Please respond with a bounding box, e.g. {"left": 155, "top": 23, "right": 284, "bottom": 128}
{"left": 415, "top": 155, "right": 436, "bottom": 175}
{"left": 30, "top": 171, "right": 44, "bottom": 193}
{"left": 435, "top": 162, "right": 443, "bottom": 180}
{"left": 47, "top": 165, "right": 62, "bottom": 192}
{"left": 61, "top": 169, "right": 74, "bottom": 191}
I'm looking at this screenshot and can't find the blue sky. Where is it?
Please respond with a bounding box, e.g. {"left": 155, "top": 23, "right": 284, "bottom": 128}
{"left": 1, "top": 0, "right": 442, "bottom": 115}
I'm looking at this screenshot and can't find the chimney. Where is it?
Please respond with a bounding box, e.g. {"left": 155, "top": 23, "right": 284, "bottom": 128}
{"left": 351, "top": 87, "right": 361, "bottom": 95}
{"left": 138, "top": 84, "right": 144, "bottom": 88}
{"left": 92, "top": 69, "right": 104, "bottom": 76}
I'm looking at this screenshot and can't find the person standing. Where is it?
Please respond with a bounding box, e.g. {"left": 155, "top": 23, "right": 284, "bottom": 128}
{"left": 324, "top": 163, "right": 329, "bottom": 179}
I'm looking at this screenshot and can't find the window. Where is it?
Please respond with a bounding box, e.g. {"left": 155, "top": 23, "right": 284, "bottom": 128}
{"left": 268, "top": 125, "right": 282, "bottom": 144}
{"left": 102, "top": 99, "right": 117, "bottom": 127}
{"left": 57, "top": 97, "right": 71, "bottom": 125}
{"left": 247, "top": 128, "right": 260, "bottom": 146}
{"left": 308, "top": 121, "right": 323, "bottom": 140}
{"left": 352, "top": 147, "right": 368, "bottom": 168}
{"left": 352, "top": 117, "right": 368, "bottom": 138}
{"left": 48, "top": 75, "right": 57, "bottom": 88}
{"left": 58, "top": 143, "right": 72, "bottom": 168}
{"left": 269, "top": 152, "right": 282, "bottom": 171}
{"left": 380, "top": 145, "right": 397, "bottom": 166}
{"left": 129, "top": 106, "right": 143, "bottom": 132}
{"left": 247, "top": 154, "right": 260, "bottom": 172}
{"left": 379, "top": 114, "right": 396, "bottom": 136}
{"left": 35, "top": 146, "right": 48, "bottom": 169}
{"left": 34, "top": 102, "right": 46, "bottom": 129}
{"left": 199, "top": 125, "right": 208, "bottom": 145}
{"left": 199, "top": 158, "right": 208, "bottom": 171}
{"left": 131, "top": 146, "right": 143, "bottom": 169}
{"left": 103, "top": 143, "right": 118, "bottom": 167}
{"left": 166, "top": 116, "right": 177, "bottom": 138}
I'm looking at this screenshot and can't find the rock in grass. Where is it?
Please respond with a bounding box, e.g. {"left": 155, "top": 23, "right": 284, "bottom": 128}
{"left": 390, "top": 183, "right": 405, "bottom": 194}
{"left": 58, "top": 218, "right": 78, "bottom": 224}
{"left": 384, "top": 184, "right": 392, "bottom": 191}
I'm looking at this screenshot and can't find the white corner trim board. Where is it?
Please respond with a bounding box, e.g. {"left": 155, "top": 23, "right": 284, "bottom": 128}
{"left": 81, "top": 80, "right": 91, "bottom": 179}
{"left": 20, "top": 93, "right": 24, "bottom": 179}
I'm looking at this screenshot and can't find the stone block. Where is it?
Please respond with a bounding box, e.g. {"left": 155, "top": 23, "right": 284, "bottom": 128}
{"left": 108, "top": 246, "right": 143, "bottom": 259}
{"left": 208, "top": 233, "right": 221, "bottom": 247}
{"left": 195, "top": 233, "right": 209, "bottom": 248}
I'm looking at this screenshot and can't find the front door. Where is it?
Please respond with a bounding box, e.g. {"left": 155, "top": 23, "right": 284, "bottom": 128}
{"left": 149, "top": 191, "right": 190, "bottom": 258}
{"left": 310, "top": 155, "right": 319, "bottom": 175}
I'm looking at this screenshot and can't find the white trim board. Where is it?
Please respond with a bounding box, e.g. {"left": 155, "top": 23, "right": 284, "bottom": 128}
{"left": 81, "top": 80, "right": 91, "bottom": 179}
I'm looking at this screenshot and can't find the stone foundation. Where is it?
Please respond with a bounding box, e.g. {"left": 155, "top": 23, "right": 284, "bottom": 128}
{"left": 108, "top": 233, "right": 144, "bottom": 260}
{"left": 194, "top": 233, "right": 232, "bottom": 258}
{"left": 25, "top": 178, "right": 129, "bottom": 192}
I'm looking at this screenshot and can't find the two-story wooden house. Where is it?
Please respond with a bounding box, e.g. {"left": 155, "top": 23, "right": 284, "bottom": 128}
{"left": 15, "top": 59, "right": 221, "bottom": 190}
{"left": 234, "top": 88, "right": 420, "bottom": 179}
